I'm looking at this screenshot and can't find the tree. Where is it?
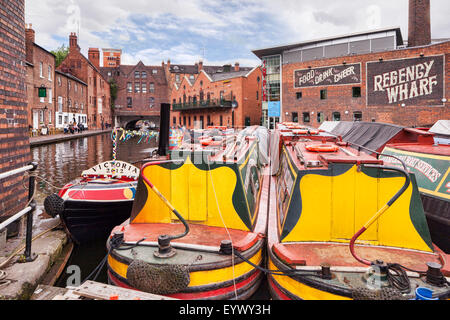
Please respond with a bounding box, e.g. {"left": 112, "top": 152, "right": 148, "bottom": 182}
{"left": 109, "top": 78, "right": 118, "bottom": 109}
{"left": 51, "top": 44, "right": 69, "bottom": 68}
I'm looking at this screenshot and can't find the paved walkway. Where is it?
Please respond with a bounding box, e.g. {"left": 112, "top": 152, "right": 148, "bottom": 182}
{"left": 29, "top": 129, "right": 112, "bottom": 147}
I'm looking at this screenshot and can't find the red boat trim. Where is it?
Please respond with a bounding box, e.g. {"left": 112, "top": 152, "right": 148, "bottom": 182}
{"left": 107, "top": 269, "right": 262, "bottom": 300}
{"left": 267, "top": 276, "right": 294, "bottom": 300}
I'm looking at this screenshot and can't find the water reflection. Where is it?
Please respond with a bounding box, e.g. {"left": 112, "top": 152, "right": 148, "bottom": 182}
{"left": 32, "top": 133, "right": 157, "bottom": 204}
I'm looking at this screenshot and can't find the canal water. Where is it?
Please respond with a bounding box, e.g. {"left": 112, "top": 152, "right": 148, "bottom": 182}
{"left": 31, "top": 133, "right": 270, "bottom": 299}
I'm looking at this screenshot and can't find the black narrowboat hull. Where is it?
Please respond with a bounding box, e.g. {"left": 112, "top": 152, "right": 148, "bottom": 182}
{"left": 421, "top": 193, "right": 450, "bottom": 253}
{"left": 60, "top": 200, "right": 133, "bottom": 244}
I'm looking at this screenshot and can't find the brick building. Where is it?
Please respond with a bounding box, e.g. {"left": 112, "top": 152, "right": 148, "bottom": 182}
{"left": 252, "top": 0, "right": 449, "bottom": 128}
{"left": 102, "top": 48, "right": 122, "bottom": 68}
{"left": 101, "top": 60, "right": 168, "bottom": 128}
{"left": 170, "top": 62, "right": 262, "bottom": 129}
{"left": 0, "top": 0, "right": 31, "bottom": 218}
{"left": 58, "top": 33, "right": 112, "bottom": 129}
{"left": 25, "top": 24, "right": 56, "bottom": 131}
{"left": 54, "top": 70, "right": 88, "bottom": 129}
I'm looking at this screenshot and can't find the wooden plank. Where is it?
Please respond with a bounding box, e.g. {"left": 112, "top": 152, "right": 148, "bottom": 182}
{"left": 40, "top": 241, "right": 74, "bottom": 286}
{"left": 31, "top": 285, "right": 69, "bottom": 300}
{"left": 72, "top": 281, "right": 178, "bottom": 300}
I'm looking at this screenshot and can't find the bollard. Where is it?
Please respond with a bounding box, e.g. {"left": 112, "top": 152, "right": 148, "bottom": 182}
{"left": 23, "top": 162, "right": 38, "bottom": 262}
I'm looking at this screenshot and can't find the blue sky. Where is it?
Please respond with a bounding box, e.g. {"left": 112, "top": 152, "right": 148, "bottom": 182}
{"left": 25, "top": 0, "right": 450, "bottom": 67}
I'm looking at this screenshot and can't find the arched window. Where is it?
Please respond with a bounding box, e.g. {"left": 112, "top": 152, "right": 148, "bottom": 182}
{"left": 332, "top": 112, "right": 341, "bottom": 121}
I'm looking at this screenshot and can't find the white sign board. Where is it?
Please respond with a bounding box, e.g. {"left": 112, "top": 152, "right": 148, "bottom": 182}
{"left": 82, "top": 160, "right": 140, "bottom": 179}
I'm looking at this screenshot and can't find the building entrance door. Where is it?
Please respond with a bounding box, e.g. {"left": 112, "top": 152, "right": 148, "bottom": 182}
{"left": 33, "top": 110, "right": 39, "bottom": 129}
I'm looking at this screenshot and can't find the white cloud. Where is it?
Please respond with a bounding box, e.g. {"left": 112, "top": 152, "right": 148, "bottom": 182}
{"left": 25, "top": 0, "right": 450, "bottom": 66}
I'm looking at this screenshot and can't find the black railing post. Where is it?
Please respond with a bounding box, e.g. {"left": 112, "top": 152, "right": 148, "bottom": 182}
{"left": 23, "top": 162, "right": 38, "bottom": 262}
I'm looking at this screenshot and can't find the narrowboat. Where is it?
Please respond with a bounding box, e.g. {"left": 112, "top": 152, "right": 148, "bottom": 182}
{"left": 380, "top": 122, "right": 449, "bottom": 253}
{"left": 44, "top": 160, "right": 139, "bottom": 244}
{"left": 267, "top": 123, "right": 450, "bottom": 300}
{"left": 318, "top": 120, "right": 449, "bottom": 252}
{"left": 106, "top": 126, "right": 270, "bottom": 300}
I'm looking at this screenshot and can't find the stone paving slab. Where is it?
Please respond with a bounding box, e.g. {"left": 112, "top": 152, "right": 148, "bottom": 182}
{"left": 0, "top": 230, "right": 68, "bottom": 300}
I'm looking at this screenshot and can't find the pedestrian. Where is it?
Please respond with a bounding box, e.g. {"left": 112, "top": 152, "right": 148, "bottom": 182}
{"left": 101, "top": 121, "right": 104, "bottom": 130}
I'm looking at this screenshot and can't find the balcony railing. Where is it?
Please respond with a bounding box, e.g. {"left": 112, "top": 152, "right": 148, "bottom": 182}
{"left": 172, "top": 99, "right": 232, "bottom": 111}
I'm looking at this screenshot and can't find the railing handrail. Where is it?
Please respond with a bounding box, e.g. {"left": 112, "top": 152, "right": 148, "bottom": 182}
{"left": 0, "top": 164, "right": 36, "bottom": 181}
{"left": 0, "top": 162, "right": 38, "bottom": 263}
{"left": 0, "top": 205, "right": 33, "bottom": 232}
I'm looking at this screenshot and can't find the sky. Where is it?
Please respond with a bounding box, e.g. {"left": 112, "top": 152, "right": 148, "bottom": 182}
{"left": 25, "top": 0, "right": 450, "bottom": 68}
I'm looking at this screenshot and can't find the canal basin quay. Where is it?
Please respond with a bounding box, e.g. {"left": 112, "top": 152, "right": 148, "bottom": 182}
{"left": 0, "top": 132, "right": 157, "bottom": 299}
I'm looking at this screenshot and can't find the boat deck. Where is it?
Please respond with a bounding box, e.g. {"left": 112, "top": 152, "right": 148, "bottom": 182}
{"left": 385, "top": 143, "right": 450, "bottom": 156}
{"left": 115, "top": 223, "right": 261, "bottom": 252}
{"left": 273, "top": 242, "right": 450, "bottom": 275}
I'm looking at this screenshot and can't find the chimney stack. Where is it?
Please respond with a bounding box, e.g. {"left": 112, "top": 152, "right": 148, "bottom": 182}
{"left": 408, "top": 0, "right": 431, "bottom": 47}
{"left": 234, "top": 62, "right": 240, "bottom": 72}
{"left": 88, "top": 48, "right": 100, "bottom": 69}
{"left": 25, "top": 23, "right": 35, "bottom": 43}
{"left": 69, "top": 32, "right": 79, "bottom": 51}
{"left": 198, "top": 60, "right": 203, "bottom": 73}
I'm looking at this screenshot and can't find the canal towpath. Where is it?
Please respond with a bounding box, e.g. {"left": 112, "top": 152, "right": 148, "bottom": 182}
{"left": 30, "top": 129, "right": 112, "bottom": 147}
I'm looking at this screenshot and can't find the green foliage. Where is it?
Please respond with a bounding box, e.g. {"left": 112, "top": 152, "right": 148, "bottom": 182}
{"left": 109, "top": 78, "right": 118, "bottom": 108}
{"left": 51, "top": 44, "right": 69, "bottom": 68}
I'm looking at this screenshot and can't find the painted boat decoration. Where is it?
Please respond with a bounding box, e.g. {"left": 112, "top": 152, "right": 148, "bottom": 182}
{"left": 381, "top": 126, "right": 450, "bottom": 253}
{"left": 44, "top": 160, "right": 139, "bottom": 244}
{"left": 106, "top": 126, "right": 269, "bottom": 300}
{"left": 267, "top": 123, "right": 450, "bottom": 300}
{"left": 318, "top": 120, "right": 450, "bottom": 253}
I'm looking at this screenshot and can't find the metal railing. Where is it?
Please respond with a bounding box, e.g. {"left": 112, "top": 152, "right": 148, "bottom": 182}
{"left": 172, "top": 99, "right": 233, "bottom": 111}
{"left": 0, "top": 162, "right": 38, "bottom": 263}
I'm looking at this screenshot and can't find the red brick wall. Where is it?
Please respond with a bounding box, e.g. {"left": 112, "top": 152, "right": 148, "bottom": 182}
{"left": 54, "top": 72, "right": 88, "bottom": 116}
{"left": 25, "top": 42, "right": 56, "bottom": 128}
{"left": 0, "top": 0, "right": 32, "bottom": 217}
{"left": 59, "top": 35, "right": 112, "bottom": 129}
{"left": 170, "top": 68, "right": 262, "bottom": 129}
{"left": 103, "top": 64, "right": 169, "bottom": 119}
{"left": 282, "top": 41, "right": 449, "bottom": 127}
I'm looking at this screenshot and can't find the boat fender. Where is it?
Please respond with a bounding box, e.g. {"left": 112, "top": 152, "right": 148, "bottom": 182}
{"left": 352, "top": 287, "right": 408, "bottom": 300}
{"left": 43, "top": 193, "right": 65, "bottom": 218}
{"left": 126, "top": 259, "right": 190, "bottom": 295}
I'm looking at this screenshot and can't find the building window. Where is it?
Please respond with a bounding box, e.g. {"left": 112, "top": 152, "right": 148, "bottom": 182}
{"left": 188, "top": 116, "right": 191, "bottom": 126}
{"left": 127, "top": 97, "right": 132, "bottom": 108}
{"left": 149, "top": 97, "right": 155, "bottom": 108}
{"left": 296, "top": 92, "right": 302, "bottom": 100}
{"left": 353, "top": 111, "right": 363, "bottom": 121}
{"left": 175, "top": 74, "right": 180, "bottom": 82}
{"left": 292, "top": 112, "right": 298, "bottom": 122}
{"left": 152, "top": 69, "right": 157, "bottom": 74}
{"left": 48, "top": 88, "right": 52, "bottom": 104}
{"left": 200, "top": 80, "right": 203, "bottom": 87}
{"left": 220, "top": 115, "right": 223, "bottom": 126}
{"left": 333, "top": 112, "right": 341, "bottom": 121}
{"left": 48, "top": 110, "right": 52, "bottom": 123}
{"left": 141, "top": 71, "right": 147, "bottom": 79}
{"left": 256, "top": 91, "right": 259, "bottom": 100}
{"left": 58, "top": 96, "right": 63, "bottom": 112}
{"left": 207, "top": 115, "right": 211, "bottom": 126}
{"left": 127, "top": 82, "right": 132, "bottom": 93}
{"left": 302, "top": 112, "right": 310, "bottom": 123}
{"left": 68, "top": 80, "right": 71, "bottom": 91}
{"left": 48, "top": 66, "right": 52, "bottom": 81}
{"left": 135, "top": 71, "right": 140, "bottom": 78}
{"left": 183, "top": 116, "right": 186, "bottom": 126}
{"left": 135, "top": 83, "right": 140, "bottom": 93}
{"left": 75, "top": 84, "right": 78, "bottom": 93}
{"left": 107, "top": 71, "right": 112, "bottom": 77}
{"left": 149, "top": 83, "right": 155, "bottom": 93}
{"left": 58, "top": 76, "right": 61, "bottom": 86}
{"left": 320, "top": 89, "right": 327, "bottom": 100}
{"left": 317, "top": 112, "right": 324, "bottom": 123}
{"left": 189, "top": 75, "right": 194, "bottom": 81}
{"left": 142, "top": 83, "right": 147, "bottom": 93}
{"left": 352, "top": 87, "right": 361, "bottom": 98}
{"left": 39, "top": 62, "right": 43, "bottom": 78}
{"left": 173, "top": 117, "right": 176, "bottom": 125}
